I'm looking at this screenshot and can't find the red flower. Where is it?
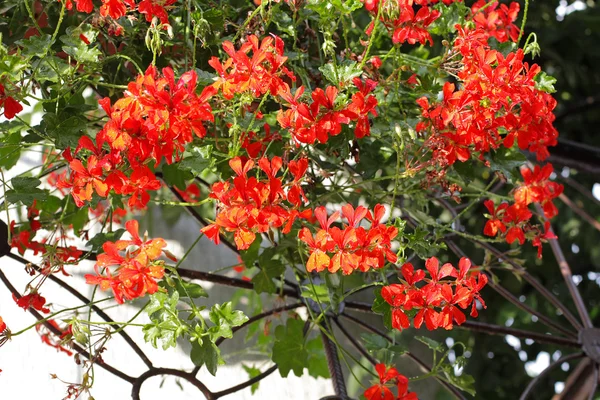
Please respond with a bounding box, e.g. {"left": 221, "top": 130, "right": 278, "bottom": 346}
{"left": 13, "top": 292, "right": 50, "bottom": 313}
{"left": 202, "top": 156, "right": 310, "bottom": 250}
{"left": 86, "top": 219, "right": 170, "bottom": 304}
{"left": 299, "top": 204, "right": 398, "bottom": 275}
{"left": 483, "top": 200, "right": 508, "bottom": 237}
{"left": 381, "top": 257, "right": 487, "bottom": 331}
{"left": 0, "top": 317, "right": 6, "bottom": 332}
{"left": 365, "top": 364, "right": 418, "bottom": 400}
{"left": 471, "top": 0, "right": 520, "bottom": 43}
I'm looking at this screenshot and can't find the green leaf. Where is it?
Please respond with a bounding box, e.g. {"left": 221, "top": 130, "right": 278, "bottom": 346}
{"left": 252, "top": 248, "right": 286, "bottom": 294}
{"left": 162, "top": 163, "right": 192, "bottom": 191}
{"left": 415, "top": 336, "right": 444, "bottom": 352}
{"left": 143, "top": 292, "right": 182, "bottom": 350}
{"left": 486, "top": 146, "right": 527, "bottom": 183}
{"left": 195, "top": 69, "right": 218, "bottom": 86}
{"left": 361, "top": 333, "right": 390, "bottom": 352}
{"left": 63, "top": 202, "right": 89, "bottom": 233}
{"left": 191, "top": 339, "right": 223, "bottom": 376}
{"left": 31, "top": 57, "right": 71, "bottom": 83}
{"left": 319, "top": 60, "right": 362, "bottom": 86}
{"left": 86, "top": 229, "right": 126, "bottom": 253}
{"left": 306, "top": 338, "right": 330, "bottom": 379}
{"left": 175, "top": 279, "right": 208, "bottom": 299}
{"left": 17, "top": 34, "right": 52, "bottom": 58}
{"left": 371, "top": 288, "right": 393, "bottom": 330}
{"left": 60, "top": 26, "right": 101, "bottom": 63}
{"left": 239, "top": 235, "right": 262, "bottom": 268}
{"left": 272, "top": 318, "right": 308, "bottom": 377}
{"left": 41, "top": 113, "right": 87, "bottom": 150}
{"left": 242, "top": 364, "right": 261, "bottom": 394}
{"left": 0, "top": 127, "right": 22, "bottom": 169}
{"left": 300, "top": 283, "right": 330, "bottom": 303}
{"left": 178, "top": 147, "right": 213, "bottom": 177}
{"left": 445, "top": 370, "right": 476, "bottom": 396}
{"left": 534, "top": 71, "right": 557, "bottom": 94}
{"left": 6, "top": 177, "right": 48, "bottom": 206}
{"left": 208, "top": 301, "right": 248, "bottom": 340}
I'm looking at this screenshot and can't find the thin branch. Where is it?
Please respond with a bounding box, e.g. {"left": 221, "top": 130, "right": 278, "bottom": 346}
{"left": 560, "top": 176, "right": 600, "bottom": 208}
{"left": 518, "top": 352, "right": 585, "bottom": 400}
{"left": 0, "top": 268, "right": 135, "bottom": 384}
{"left": 333, "top": 317, "right": 377, "bottom": 365}
{"left": 8, "top": 252, "right": 154, "bottom": 368}
{"left": 462, "top": 239, "right": 583, "bottom": 332}
{"left": 559, "top": 193, "right": 600, "bottom": 232}
{"left": 340, "top": 313, "right": 468, "bottom": 400}
{"left": 212, "top": 365, "right": 278, "bottom": 398}
{"left": 131, "top": 368, "right": 214, "bottom": 400}
{"left": 177, "top": 267, "right": 298, "bottom": 298}
{"left": 535, "top": 204, "right": 594, "bottom": 329}
{"left": 459, "top": 321, "right": 580, "bottom": 348}
{"left": 215, "top": 303, "right": 304, "bottom": 346}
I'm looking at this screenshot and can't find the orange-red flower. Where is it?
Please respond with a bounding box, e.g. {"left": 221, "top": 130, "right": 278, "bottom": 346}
{"left": 364, "top": 363, "right": 418, "bottom": 400}
{"left": 85, "top": 220, "right": 172, "bottom": 304}
{"left": 299, "top": 204, "right": 398, "bottom": 275}
{"left": 381, "top": 257, "right": 487, "bottom": 331}
{"left": 202, "top": 156, "right": 311, "bottom": 250}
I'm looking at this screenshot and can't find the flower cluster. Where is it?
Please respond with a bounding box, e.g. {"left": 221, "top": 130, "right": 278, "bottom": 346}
{"left": 85, "top": 220, "right": 173, "bottom": 303}
{"left": 381, "top": 257, "right": 487, "bottom": 331}
{"left": 471, "top": 0, "right": 520, "bottom": 43}
{"left": 363, "top": 0, "right": 452, "bottom": 47}
{"left": 298, "top": 204, "right": 398, "bottom": 274}
{"left": 484, "top": 164, "right": 562, "bottom": 257}
{"left": 365, "top": 363, "right": 418, "bottom": 400}
{"left": 59, "top": 66, "right": 213, "bottom": 210}
{"left": 202, "top": 156, "right": 311, "bottom": 250}
{"left": 59, "top": 0, "right": 175, "bottom": 26}
{"left": 207, "top": 35, "right": 296, "bottom": 100}
{"left": 277, "top": 78, "right": 378, "bottom": 144}
{"left": 417, "top": 24, "right": 558, "bottom": 167}
{"left": 0, "top": 317, "right": 6, "bottom": 333}
{"left": 0, "top": 82, "right": 23, "bottom": 120}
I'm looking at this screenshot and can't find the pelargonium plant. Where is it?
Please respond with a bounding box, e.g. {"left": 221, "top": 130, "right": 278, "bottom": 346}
{"left": 0, "top": 0, "right": 594, "bottom": 399}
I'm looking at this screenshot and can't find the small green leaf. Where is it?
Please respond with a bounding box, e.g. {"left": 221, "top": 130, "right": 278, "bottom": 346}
{"left": 372, "top": 288, "right": 393, "bottom": 330}
{"left": 191, "top": 339, "right": 223, "bottom": 376}
{"left": 242, "top": 364, "right": 261, "bottom": 394}
{"left": 195, "top": 69, "right": 218, "bottom": 86}
{"left": 319, "top": 60, "right": 362, "bottom": 86}
{"left": 306, "top": 338, "right": 330, "bottom": 379}
{"left": 252, "top": 248, "right": 285, "bottom": 294}
{"left": 534, "top": 71, "right": 557, "bottom": 94}
{"left": 361, "top": 333, "right": 389, "bottom": 352}
{"left": 486, "top": 146, "right": 527, "bottom": 183}
{"left": 208, "top": 302, "right": 248, "bottom": 340}
{"left": 239, "top": 235, "right": 262, "bottom": 268}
